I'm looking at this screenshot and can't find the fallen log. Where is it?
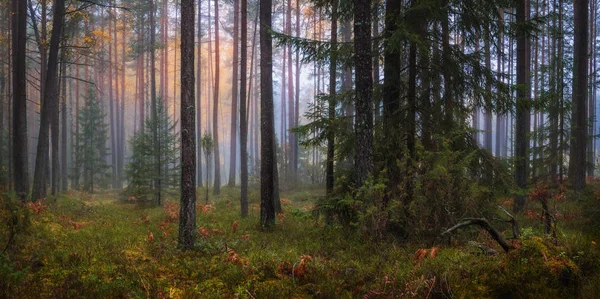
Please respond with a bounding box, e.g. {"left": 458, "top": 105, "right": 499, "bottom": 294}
{"left": 442, "top": 218, "right": 513, "bottom": 253}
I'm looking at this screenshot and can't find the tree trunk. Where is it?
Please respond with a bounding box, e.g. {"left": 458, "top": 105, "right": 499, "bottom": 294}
{"left": 228, "top": 0, "right": 240, "bottom": 187}
{"left": 326, "top": 0, "right": 338, "bottom": 197}
{"left": 569, "top": 0, "right": 588, "bottom": 190}
{"left": 179, "top": 0, "right": 197, "bottom": 249}
{"left": 260, "top": 0, "right": 276, "bottom": 227}
{"left": 353, "top": 0, "right": 373, "bottom": 186}
{"left": 240, "top": 0, "right": 249, "bottom": 216}
{"left": 32, "top": 0, "right": 65, "bottom": 201}
{"left": 514, "top": 0, "right": 531, "bottom": 212}
{"left": 12, "top": 0, "right": 29, "bottom": 200}
{"left": 151, "top": 0, "right": 162, "bottom": 204}
{"left": 213, "top": 0, "right": 221, "bottom": 195}
{"left": 109, "top": 10, "right": 117, "bottom": 189}
{"left": 60, "top": 47, "right": 68, "bottom": 192}
{"left": 197, "top": 0, "right": 203, "bottom": 187}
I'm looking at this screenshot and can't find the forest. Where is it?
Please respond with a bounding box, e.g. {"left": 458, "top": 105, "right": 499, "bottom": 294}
{"left": 1, "top": 0, "right": 600, "bottom": 297}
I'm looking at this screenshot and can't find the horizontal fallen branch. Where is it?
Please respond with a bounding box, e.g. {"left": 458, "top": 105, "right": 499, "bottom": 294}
{"left": 442, "top": 218, "right": 512, "bottom": 253}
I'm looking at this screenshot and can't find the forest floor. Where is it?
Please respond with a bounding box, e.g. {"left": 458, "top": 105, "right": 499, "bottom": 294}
{"left": 2, "top": 185, "right": 600, "bottom": 298}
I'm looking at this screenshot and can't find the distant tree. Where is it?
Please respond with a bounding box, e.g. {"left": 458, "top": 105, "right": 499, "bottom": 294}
{"left": 125, "top": 100, "right": 179, "bottom": 201}
{"left": 74, "top": 87, "right": 110, "bottom": 193}
{"left": 229, "top": 0, "right": 240, "bottom": 187}
{"left": 179, "top": 0, "right": 197, "bottom": 249}
{"left": 201, "top": 132, "right": 214, "bottom": 204}
{"left": 213, "top": 0, "right": 222, "bottom": 195}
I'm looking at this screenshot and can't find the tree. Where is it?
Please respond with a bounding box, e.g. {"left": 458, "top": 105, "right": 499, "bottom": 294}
{"left": 240, "top": 0, "right": 249, "bottom": 216}
{"left": 213, "top": 0, "right": 222, "bottom": 195}
{"left": 353, "top": 0, "right": 374, "bottom": 186}
{"left": 11, "top": 0, "right": 29, "bottom": 200}
{"left": 196, "top": 0, "right": 203, "bottom": 188}
{"left": 150, "top": 0, "right": 162, "bottom": 205}
{"left": 569, "top": 0, "right": 588, "bottom": 191}
{"left": 32, "top": 0, "right": 66, "bottom": 201}
{"left": 179, "top": 0, "right": 197, "bottom": 249}
{"left": 201, "top": 132, "right": 214, "bottom": 204}
{"left": 514, "top": 0, "right": 531, "bottom": 213}
{"left": 229, "top": 0, "right": 240, "bottom": 187}
{"left": 326, "top": 0, "right": 338, "bottom": 197}
{"left": 125, "top": 100, "right": 179, "bottom": 200}
{"left": 74, "top": 87, "right": 109, "bottom": 193}
{"left": 260, "top": 0, "right": 276, "bottom": 227}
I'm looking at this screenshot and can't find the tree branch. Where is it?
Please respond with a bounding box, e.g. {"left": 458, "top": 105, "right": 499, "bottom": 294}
{"left": 442, "top": 218, "right": 513, "bottom": 253}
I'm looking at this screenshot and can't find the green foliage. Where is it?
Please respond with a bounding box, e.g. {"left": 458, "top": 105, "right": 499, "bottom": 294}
{"left": 125, "top": 99, "right": 179, "bottom": 202}
{"left": 73, "top": 87, "right": 110, "bottom": 192}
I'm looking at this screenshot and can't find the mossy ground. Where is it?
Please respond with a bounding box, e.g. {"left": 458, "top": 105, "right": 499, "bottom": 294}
{"left": 2, "top": 185, "right": 600, "bottom": 298}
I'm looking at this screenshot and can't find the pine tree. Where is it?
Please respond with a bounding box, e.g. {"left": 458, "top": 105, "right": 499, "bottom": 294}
{"left": 74, "top": 87, "right": 110, "bottom": 193}
{"left": 125, "top": 99, "right": 179, "bottom": 201}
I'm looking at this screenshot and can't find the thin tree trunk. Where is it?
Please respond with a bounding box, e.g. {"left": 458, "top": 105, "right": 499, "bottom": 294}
{"left": 240, "top": 0, "right": 248, "bottom": 216}
{"left": 326, "top": 0, "right": 338, "bottom": 197}
{"left": 151, "top": 0, "right": 162, "bottom": 204}
{"left": 228, "top": 0, "right": 240, "bottom": 187}
{"left": 197, "top": 0, "right": 203, "bottom": 187}
{"left": 109, "top": 9, "right": 117, "bottom": 189}
{"left": 213, "top": 0, "right": 221, "bottom": 195}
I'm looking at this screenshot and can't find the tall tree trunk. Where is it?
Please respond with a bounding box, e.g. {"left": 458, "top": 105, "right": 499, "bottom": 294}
{"left": 12, "top": 0, "right": 29, "bottom": 200}
{"left": 109, "top": 10, "right": 117, "bottom": 189}
{"left": 326, "top": 0, "right": 338, "bottom": 197}
{"left": 484, "top": 30, "right": 493, "bottom": 152}
{"left": 229, "top": 0, "right": 240, "bottom": 187}
{"left": 60, "top": 47, "right": 68, "bottom": 192}
{"left": 514, "top": 0, "right": 531, "bottom": 212}
{"left": 293, "top": 0, "right": 300, "bottom": 176}
{"left": 213, "top": 0, "right": 221, "bottom": 195}
{"left": 240, "top": 0, "right": 249, "bottom": 216}
{"left": 260, "top": 0, "right": 276, "bottom": 227}
{"left": 197, "top": 0, "right": 203, "bottom": 187}
{"left": 32, "top": 0, "right": 65, "bottom": 201}
{"left": 179, "top": 0, "right": 197, "bottom": 249}
{"left": 353, "top": 0, "right": 373, "bottom": 186}
{"left": 569, "top": 0, "right": 588, "bottom": 190}
{"left": 286, "top": 0, "right": 294, "bottom": 183}
{"left": 151, "top": 0, "right": 162, "bottom": 204}
{"left": 120, "top": 16, "right": 125, "bottom": 188}
{"left": 496, "top": 8, "right": 505, "bottom": 158}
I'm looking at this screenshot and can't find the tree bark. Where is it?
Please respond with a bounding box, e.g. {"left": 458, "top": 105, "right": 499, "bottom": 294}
{"left": 240, "top": 0, "right": 249, "bottom": 216}
{"left": 326, "top": 0, "right": 338, "bottom": 198}
{"left": 353, "top": 0, "right": 374, "bottom": 186}
{"left": 514, "top": 0, "right": 531, "bottom": 212}
{"left": 179, "top": 0, "right": 197, "bottom": 249}
{"left": 569, "top": 0, "right": 588, "bottom": 191}
{"left": 260, "top": 0, "right": 276, "bottom": 227}
{"left": 213, "top": 0, "right": 221, "bottom": 195}
{"left": 12, "top": 0, "right": 29, "bottom": 200}
{"left": 32, "top": 0, "right": 65, "bottom": 201}
{"left": 196, "top": 0, "right": 203, "bottom": 187}
{"left": 228, "top": 0, "right": 240, "bottom": 187}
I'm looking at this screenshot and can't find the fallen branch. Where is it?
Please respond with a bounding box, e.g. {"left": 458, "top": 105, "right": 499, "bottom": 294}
{"left": 442, "top": 218, "right": 512, "bottom": 253}
{"left": 468, "top": 241, "right": 499, "bottom": 255}
{"left": 498, "top": 205, "right": 520, "bottom": 239}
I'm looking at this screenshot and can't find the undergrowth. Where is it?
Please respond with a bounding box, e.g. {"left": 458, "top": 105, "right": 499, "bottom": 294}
{"left": 0, "top": 185, "right": 599, "bottom": 298}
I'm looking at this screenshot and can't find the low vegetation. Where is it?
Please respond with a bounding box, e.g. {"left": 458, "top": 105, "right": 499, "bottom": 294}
{"left": 2, "top": 184, "right": 600, "bottom": 298}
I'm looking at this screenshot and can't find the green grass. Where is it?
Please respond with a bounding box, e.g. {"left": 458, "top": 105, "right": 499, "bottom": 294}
{"left": 1, "top": 185, "right": 600, "bottom": 298}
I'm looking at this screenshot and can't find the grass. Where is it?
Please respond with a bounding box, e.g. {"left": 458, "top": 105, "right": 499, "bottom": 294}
{"left": 1, "top": 185, "right": 600, "bottom": 298}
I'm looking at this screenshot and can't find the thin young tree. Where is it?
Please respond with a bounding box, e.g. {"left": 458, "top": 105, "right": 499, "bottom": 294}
{"left": 179, "top": 0, "right": 197, "bottom": 249}
{"left": 240, "top": 0, "right": 249, "bottom": 216}
{"left": 326, "top": 0, "right": 338, "bottom": 197}
{"left": 228, "top": 0, "right": 240, "bottom": 187}
{"left": 213, "top": 0, "right": 221, "bottom": 195}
